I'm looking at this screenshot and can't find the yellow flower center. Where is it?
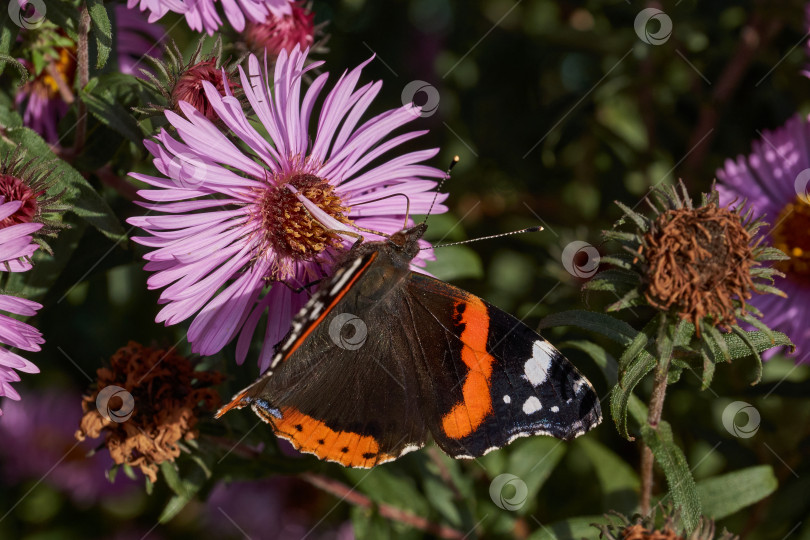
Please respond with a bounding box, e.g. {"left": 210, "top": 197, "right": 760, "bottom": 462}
{"left": 35, "top": 47, "right": 76, "bottom": 98}
{"left": 256, "top": 173, "right": 351, "bottom": 279}
{"left": 771, "top": 196, "right": 810, "bottom": 278}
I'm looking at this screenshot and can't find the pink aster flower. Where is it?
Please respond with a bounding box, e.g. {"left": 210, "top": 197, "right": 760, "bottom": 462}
{"left": 127, "top": 0, "right": 293, "bottom": 35}
{"left": 128, "top": 46, "right": 447, "bottom": 371}
{"left": 716, "top": 114, "right": 810, "bottom": 360}
{"left": 0, "top": 198, "right": 44, "bottom": 416}
{"left": 244, "top": 1, "right": 315, "bottom": 58}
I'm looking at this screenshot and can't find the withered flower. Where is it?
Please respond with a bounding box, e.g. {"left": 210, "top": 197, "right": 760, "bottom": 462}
{"left": 75, "top": 342, "right": 224, "bottom": 483}
{"left": 595, "top": 182, "right": 788, "bottom": 337}
{"left": 642, "top": 201, "right": 756, "bottom": 332}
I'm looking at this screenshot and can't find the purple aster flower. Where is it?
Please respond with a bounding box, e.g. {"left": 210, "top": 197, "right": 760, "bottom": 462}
{"left": 206, "top": 477, "right": 353, "bottom": 539}
{"left": 0, "top": 386, "right": 138, "bottom": 503}
{"left": 716, "top": 113, "right": 810, "bottom": 360}
{"left": 127, "top": 0, "right": 293, "bottom": 36}
{"left": 0, "top": 199, "right": 44, "bottom": 415}
{"left": 128, "top": 46, "right": 447, "bottom": 371}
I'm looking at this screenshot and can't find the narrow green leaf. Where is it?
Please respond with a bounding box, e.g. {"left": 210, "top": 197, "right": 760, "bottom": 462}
{"left": 618, "top": 319, "right": 653, "bottom": 372}
{"left": 505, "top": 437, "right": 567, "bottom": 515}
{"left": 754, "top": 247, "right": 790, "bottom": 261}
{"left": 615, "top": 200, "right": 649, "bottom": 231}
{"left": 610, "top": 352, "right": 656, "bottom": 439}
{"left": 539, "top": 310, "right": 637, "bottom": 346}
{"left": 159, "top": 495, "right": 189, "bottom": 524}
{"left": 344, "top": 467, "right": 430, "bottom": 517}
{"left": 577, "top": 437, "right": 639, "bottom": 512}
{"left": 641, "top": 421, "right": 701, "bottom": 532}
{"left": 708, "top": 330, "right": 794, "bottom": 364}
{"left": 160, "top": 462, "right": 184, "bottom": 495}
{"left": 81, "top": 85, "right": 144, "bottom": 143}
{"left": 87, "top": 0, "right": 112, "bottom": 68}
{"left": 700, "top": 348, "right": 715, "bottom": 390}
{"left": 706, "top": 325, "right": 730, "bottom": 362}
{"left": 606, "top": 288, "right": 644, "bottom": 312}
{"left": 696, "top": 465, "right": 777, "bottom": 520}
{"left": 0, "top": 16, "right": 20, "bottom": 78}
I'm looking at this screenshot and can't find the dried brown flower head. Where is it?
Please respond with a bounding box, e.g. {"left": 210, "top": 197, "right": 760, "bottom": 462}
{"left": 75, "top": 342, "right": 224, "bottom": 483}
{"left": 642, "top": 202, "right": 755, "bottom": 332}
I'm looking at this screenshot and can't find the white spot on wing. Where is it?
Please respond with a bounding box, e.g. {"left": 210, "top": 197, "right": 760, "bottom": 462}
{"left": 522, "top": 396, "right": 542, "bottom": 414}
{"left": 330, "top": 256, "right": 364, "bottom": 295}
{"left": 523, "top": 340, "right": 555, "bottom": 386}
{"left": 503, "top": 395, "right": 511, "bottom": 404}
{"left": 551, "top": 406, "right": 559, "bottom": 413}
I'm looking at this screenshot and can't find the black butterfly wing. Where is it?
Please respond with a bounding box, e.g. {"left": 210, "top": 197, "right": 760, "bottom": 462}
{"left": 217, "top": 251, "right": 429, "bottom": 467}
{"left": 403, "top": 272, "right": 602, "bottom": 458}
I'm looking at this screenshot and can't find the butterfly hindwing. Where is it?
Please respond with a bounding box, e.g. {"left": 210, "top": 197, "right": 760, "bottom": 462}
{"left": 404, "top": 272, "right": 602, "bottom": 458}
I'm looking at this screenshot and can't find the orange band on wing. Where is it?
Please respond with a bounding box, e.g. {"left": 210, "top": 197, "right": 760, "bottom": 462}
{"left": 215, "top": 390, "right": 250, "bottom": 419}
{"left": 441, "top": 296, "right": 495, "bottom": 439}
{"left": 273, "top": 407, "right": 393, "bottom": 468}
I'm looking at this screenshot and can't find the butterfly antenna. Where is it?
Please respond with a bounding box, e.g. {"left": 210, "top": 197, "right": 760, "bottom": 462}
{"left": 422, "top": 155, "right": 459, "bottom": 225}
{"left": 423, "top": 225, "right": 544, "bottom": 250}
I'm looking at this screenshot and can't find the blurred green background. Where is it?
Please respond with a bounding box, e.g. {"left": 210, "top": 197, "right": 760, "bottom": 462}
{"left": 2, "top": 0, "right": 810, "bottom": 538}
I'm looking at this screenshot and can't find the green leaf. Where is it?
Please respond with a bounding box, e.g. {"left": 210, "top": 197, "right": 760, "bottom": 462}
{"left": 41, "top": 1, "right": 81, "bottom": 40}
{"left": 696, "top": 465, "right": 777, "bottom": 520}
{"left": 615, "top": 200, "right": 649, "bottom": 231}
{"left": 81, "top": 79, "right": 144, "bottom": 143}
{"left": 424, "top": 245, "right": 483, "bottom": 281}
{"left": 755, "top": 246, "right": 790, "bottom": 261}
{"left": 539, "top": 310, "right": 637, "bottom": 346}
{"left": 343, "top": 467, "right": 430, "bottom": 518}
{"left": 504, "top": 437, "right": 567, "bottom": 515}
{"left": 528, "top": 515, "right": 605, "bottom": 540}
{"left": 618, "top": 318, "right": 653, "bottom": 372}
{"left": 706, "top": 330, "right": 794, "bottom": 364}
{"left": 577, "top": 437, "right": 639, "bottom": 512}
{"left": 0, "top": 127, "right": 127, "bottom": 244}
{"left": 610, "top": 351, "right": 655, "bottom": 439}
{"left": 158, "top": 460, "right": 207, "bottom": 524}
{"left": 87, "top": 0, "right": 112, "bottom": 68}
{"left": 641, "top": 421, "right": 701, "bottom": 532}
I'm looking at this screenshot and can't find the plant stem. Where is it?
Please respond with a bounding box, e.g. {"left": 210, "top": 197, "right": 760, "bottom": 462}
{"left": 640, "top": 352, "right": 671, "bottom": 515}
{"left": 73, "top": 3, "right": 91, "bottom": 154}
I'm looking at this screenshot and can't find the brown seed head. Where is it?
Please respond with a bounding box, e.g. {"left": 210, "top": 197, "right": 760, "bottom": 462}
{"left": 75, "top": 342, "right": 224, "bottom": 483}
{"left": 642, "top": 203, "right": 756, "bottom": 332}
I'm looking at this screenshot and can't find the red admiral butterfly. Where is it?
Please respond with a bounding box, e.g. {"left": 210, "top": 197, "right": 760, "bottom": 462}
{"left": 216, "top": 220, "right": 602, "bottom": 467}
